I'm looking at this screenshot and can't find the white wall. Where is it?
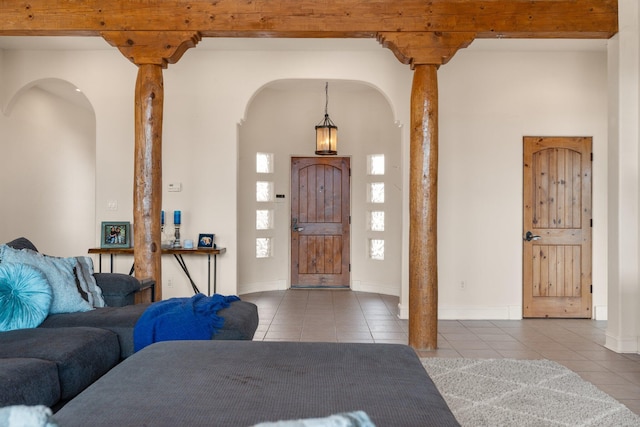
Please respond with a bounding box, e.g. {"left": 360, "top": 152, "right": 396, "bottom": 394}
{"left": 437, "top": 45, "right": 609, "bottom": 319}
{"left": 0, "top": 82, "right": 95, "bottom": 256}
{"left": 0, "top": 38, "right": 610, "bottom": 321}
{"left": 160, "top": 45, "right": 412, "bottom": 298}
{"left": 0, "top": 48, "right": 136, "bottom": 260}
{"left": 605, "top": 0, "right": 640, "bottom": 352}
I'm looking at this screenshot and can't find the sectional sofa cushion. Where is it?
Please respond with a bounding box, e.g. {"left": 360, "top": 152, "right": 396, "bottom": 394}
{"left": 0, "top": 263, "right": 52, "bottom": 331}
{"left": 0, "top": 327, "right": 120, "bottom": 400}
{"left": 214, "top": 299, "right": 260, "bottom": 341}
{"left": 41, "top": 300, "right": 260, "bottom": 359}
{"left": 5, "top": 237, "right": 38, "bottom": 252}
{"left": 0, "top": 358, "right": 60, "bottom": 407}
{"left": 41, "top": 304, "right": 149, "bottom": 359}
{"left": 93, "top": 273, "right": 143, "bottom": 307}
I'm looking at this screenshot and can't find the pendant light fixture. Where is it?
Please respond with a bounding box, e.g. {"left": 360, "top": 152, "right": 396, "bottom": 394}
{"left": 315, "top": 82, "right": 338, "bottom": 155}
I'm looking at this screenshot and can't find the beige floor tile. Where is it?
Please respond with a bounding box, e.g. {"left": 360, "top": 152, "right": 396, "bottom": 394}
{"left": 619, "top": 400, "right": 640, "bottom": 415}
{"left": 417, "top": 348, "right": 463, "bottom": 358}
{"left": 371, "top": 331, "right": 407, "bottom": 341}
{"left": 486, "top": 341, "right": 531, "bottom": 351}
{"left": 597, "top": 383, "right": 640, "bottom": 401}
{"left": 448, "top": 340, "right": 492, "bottom": 350}
{"left": 537, "top": 349, "right": 588, "bottom": 361}
{"left": 596, "top": 359, "right": 640, "bottom": 373}
{"left": 264, "top": 331, "right": 302, "bottom": 340}
{"left": 577, "top": 371, "right": 631, "bottom": 385}
{"left": 555, "top": 359, "right": 609, "bottom": 372}
{"left": 495, "top": 349, "right": 543, "bottom": 359}
{"left": 456, "top": 349, "right": 503, "bottom": 359}
{"left": 336, "top": 331, "right": 373, "bottom": 340}
{"left": 441, "top": 333, "right": 479, "bottom": 341}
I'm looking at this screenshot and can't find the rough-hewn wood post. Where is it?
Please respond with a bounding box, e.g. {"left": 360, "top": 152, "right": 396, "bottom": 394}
{"left": 409, "top": 65, "right": 438, "bottom": 350}
{"left": 134, "top": 64, "right": 164, "bottom": 300}
{"left": 409, "top": 65, "right": 439, "bottom": 350}
{"left": 102, "top": 32, "right": 200, "bottom": 301}
{"left": 378, "top": 32, "right": 473, "bottom": 350}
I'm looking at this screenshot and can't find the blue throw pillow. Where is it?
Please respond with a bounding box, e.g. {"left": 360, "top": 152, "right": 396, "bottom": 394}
{"left": 0, "top": 263, "right": 52, "bottom": 331}
{"left": 0, "top": 245, "right": 92, "bottom": 314}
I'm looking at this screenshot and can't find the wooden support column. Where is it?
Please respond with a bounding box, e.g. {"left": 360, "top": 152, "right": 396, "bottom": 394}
{"left": 102, "top": 31, "right": 200, "bottom": 301}
{"left": 409, "top": 65, "right": 439, "bottom": 350}
{"left": 378, "top": 32, "right": 473, "bottom": 350}
{"left": 133, "top": 64, "right": 164, "bottom": 300}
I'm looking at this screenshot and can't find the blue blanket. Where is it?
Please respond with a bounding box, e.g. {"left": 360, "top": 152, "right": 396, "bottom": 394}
{"left": 133, "top": 293, "right": 240, "bottom": 352}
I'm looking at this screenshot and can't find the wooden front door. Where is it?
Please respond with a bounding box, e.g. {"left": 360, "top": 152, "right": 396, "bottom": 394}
{"left": 291, "top": 157, "right": 350, "bottom": 288}
{"left": 523, "top": 137, "right": 592, "bottom": 318}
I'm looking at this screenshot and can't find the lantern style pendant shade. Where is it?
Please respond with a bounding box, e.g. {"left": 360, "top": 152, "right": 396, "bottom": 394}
{"left": 315, "top": 82, "right": 338, "bottom": 155}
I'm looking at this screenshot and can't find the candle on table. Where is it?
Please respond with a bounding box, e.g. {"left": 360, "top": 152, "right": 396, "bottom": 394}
{"left": 161, "top": 210, "right": 165, "bottom": 226}
{"left": 174, "top": 210, "right": 181, "bottom": 225}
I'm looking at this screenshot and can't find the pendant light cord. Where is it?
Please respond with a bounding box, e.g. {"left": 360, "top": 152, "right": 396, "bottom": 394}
{"left": 324, "top": 82, "right": 329, "bottom": 117}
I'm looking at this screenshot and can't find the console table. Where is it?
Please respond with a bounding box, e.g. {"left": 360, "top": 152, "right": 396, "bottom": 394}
{"left": 88, "top": 247, "right": 226, "bottom": 296}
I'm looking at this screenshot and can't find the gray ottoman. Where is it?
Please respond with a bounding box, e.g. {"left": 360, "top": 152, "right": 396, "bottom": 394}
{"left": 55, "top": 341, "right": 459, "bottom": 426}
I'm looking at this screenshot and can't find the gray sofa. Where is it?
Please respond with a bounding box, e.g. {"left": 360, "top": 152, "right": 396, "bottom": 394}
{"left": 0, "top": 238, "right": 259, "bottom": 410}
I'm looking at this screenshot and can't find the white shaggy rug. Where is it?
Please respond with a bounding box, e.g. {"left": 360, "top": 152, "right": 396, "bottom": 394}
{"left": 422, "top": 358, "right": 640, "bottom": 427}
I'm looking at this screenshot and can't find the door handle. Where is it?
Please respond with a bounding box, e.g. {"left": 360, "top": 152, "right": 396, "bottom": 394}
{"left": 524, "top": 231, "right": 541, "bottom": 242}
{"left": 292, "top": 218, "right": 304, "bottom": 232}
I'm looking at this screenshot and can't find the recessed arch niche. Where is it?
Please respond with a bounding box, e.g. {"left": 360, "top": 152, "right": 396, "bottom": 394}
{"left": 238, "top": 79, "right": 402, "bottom": 296}
{"left": 1, "top": 78, "right": 96, "bottom": 255}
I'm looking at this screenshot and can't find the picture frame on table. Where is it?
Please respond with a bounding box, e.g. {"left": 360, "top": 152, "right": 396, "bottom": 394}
{"left": 198, "top": 234, "right": 215, "bottom": 248}
{"left": 100, "top": 221, "right": 131, "bottom": 248}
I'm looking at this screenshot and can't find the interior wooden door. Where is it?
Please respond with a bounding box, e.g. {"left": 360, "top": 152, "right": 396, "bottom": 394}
{"left": 523, "top": 137, "right": 592, "bottom": 318}
{"left": 291, "top": 157, "right": 350, "bottom": 288}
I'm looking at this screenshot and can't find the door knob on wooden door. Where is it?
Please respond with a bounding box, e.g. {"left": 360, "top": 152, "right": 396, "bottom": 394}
{"left": 524, "top": 231, "right": 541, "bottom": 241}
{"left": 292, "top": 218, "right": 304, "bottom": 232}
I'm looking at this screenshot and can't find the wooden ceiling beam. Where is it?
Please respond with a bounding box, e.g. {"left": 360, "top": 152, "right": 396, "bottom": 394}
{"left": 0, "top": 0, "right": 617, "bottom": 39}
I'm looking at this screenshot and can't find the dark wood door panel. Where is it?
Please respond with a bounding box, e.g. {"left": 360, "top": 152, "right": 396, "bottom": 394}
{"left": 291, "top": 157, "right": 350, "bottom": 288}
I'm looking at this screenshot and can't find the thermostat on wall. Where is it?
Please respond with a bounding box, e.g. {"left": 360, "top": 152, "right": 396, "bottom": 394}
{"left": 168, "top": 182, "right": 182, "bottom": 192}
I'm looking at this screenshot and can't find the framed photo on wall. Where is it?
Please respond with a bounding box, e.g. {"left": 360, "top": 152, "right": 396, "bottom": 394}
{"left": 198, "top": 234, "right": 215, "bottom": 248}
{"left": 100, "top": 222, "right": 131, "bottom": 248}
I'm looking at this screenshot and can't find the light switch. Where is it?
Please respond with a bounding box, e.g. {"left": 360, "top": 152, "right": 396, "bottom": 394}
{"left": 168, "top": 183, "right": 182, "bottom": 192}
{"left": 106, "top": 200, "right": 118, "bottom": 211}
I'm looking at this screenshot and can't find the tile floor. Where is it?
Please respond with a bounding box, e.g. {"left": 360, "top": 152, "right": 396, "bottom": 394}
{"left": 241, "top": 289, "right": 640, "bottom": 416}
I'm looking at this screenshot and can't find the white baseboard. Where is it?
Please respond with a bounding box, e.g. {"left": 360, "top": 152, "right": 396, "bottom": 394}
{"left": 239, "top": 280, "right": 400, "bottom": 297}
{"left": 605, "top": 333, "right": 639, "bottom": 353}
{"left": 238, "top": 280, "right": 287, "bottom": 295}
{"left": 398, "top": 303, "right": 408, "bottom": 320}
{"left": 594, "top": 305, "right": 608, "bottom": 321}
{"left": 396, "top": 305, "right": 523, "bottom": 321}
{"left": 351, "top": 280, "right": 400, "bottom": 296}
{"left": 438, "top": 305, "right": 523, "bottom": 320}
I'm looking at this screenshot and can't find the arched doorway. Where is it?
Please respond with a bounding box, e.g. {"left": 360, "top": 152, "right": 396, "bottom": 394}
{"left": 237, "top": 79, "right": 402, "bottom": 297}
{"left": 1, "top": 78, "right": 96, "bottom": 255}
